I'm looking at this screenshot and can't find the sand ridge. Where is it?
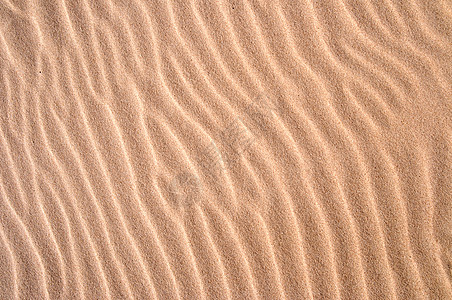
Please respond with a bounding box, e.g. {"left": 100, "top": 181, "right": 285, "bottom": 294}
{"left": 0, "top": 0, "right": 451, "bottom": 299}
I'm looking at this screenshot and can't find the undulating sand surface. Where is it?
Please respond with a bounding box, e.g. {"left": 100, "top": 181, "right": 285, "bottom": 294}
{"left": 0, "top": 0, "right": 451, "bottom": 299}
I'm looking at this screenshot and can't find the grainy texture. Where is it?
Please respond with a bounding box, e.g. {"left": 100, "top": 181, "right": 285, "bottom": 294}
{"left": 0, "top": 0, "right": 451, "bottom": 299}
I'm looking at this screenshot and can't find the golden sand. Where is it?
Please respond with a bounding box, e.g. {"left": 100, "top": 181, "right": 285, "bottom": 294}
{"left": 0, "top": 0, "right": 451, "bottom": 299}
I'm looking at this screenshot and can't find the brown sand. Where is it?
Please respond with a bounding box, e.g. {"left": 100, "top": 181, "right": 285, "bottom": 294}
{"left": 0, "top": 0, "right": 451, "bottom": 299}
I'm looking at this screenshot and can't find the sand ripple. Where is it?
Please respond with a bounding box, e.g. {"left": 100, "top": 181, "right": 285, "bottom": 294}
{"left": 0, "top": 0, "right": 451, "bottom": 299}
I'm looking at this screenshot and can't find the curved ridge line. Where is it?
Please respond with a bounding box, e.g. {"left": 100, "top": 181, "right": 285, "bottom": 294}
{"left": 380, "top": 0, "right": 452, "bottom": 87}
{"left": 0, "top": 222, "right": 19, "bottom": 299}
{"left": 248, "top": 3, "right": 369, "bottom": 298}
{"left": 114, "top": 8, "right": 233, "bottom": 298}
{"left": 160, "top": 0, "right": 253, "bottom": 125}
{"left": 40, "top": 174, "right": 86, "bottom": 300}
{"left": 253, "top": 211, "right": 288, "bottom": 300}
{"left": 57, "top": 0, "right": 107, "bottom": 99}
{"left": 94, "top": 22, "right": 124, "bottom": 87}
{"left": 345, "top": 0, "right": 404, "bottom": 41}
{"left": 133, "top": 0, "right": 240, "bottom": 122}
{"left": 205, "top": 202, "right": 260, "bottom": 300}
{"left": 12, "top": 87, "right": 70, "bottom": 297}
{"left": 2, "top": 69, "right": 24, "bottom": 140}
{"left": 410, "top": 145, "right": 452, "bottom": 296}
{"left": 416, "top": 145, "right": 452, "bottom": 292}
{"left": 149, "top": 1, "right": 240, "bottom": 208}
{"left": 157, "top": 118, "right": 203, "bottom": 210}
{"left": 249, "top": 4, "right": 345, "bottom": 298}
{"left": 33, "top": 90, "right": 113, "bottom": 300}
{"left": 235, "top": 95, "right": 336, "bottom": 300}
{"left": 197, "top": 206, "right": 233, "bottom": 300}
{"left": 167, "top": 0, "right": 254, "bottom": 109}
{"left": 295, "top": 0, "right": 405, "bottom": 115}
{"left": 236, "top": 111, "right": 315, "bottom": 299}
{"left": 165, "top": 0, "right": 247, "bottom": 116}
{"left": 164, "top": 54, "right": 239, "bottom": 209}
{"left": 333, "top": 84, "right": 399, "bottom": 298}
{"left": 152, "top": 80, "right": 242, "bottom": 213}
{"left": 120, "top": 0, "right": 160, "bottom": 79}
{"left": 35, "top": 192, "right": 69, "bottom": 296}
{"left": 265, "top": 34, "right": 370, "bottom": 300}
{"left": 96, "top": 18, "right": 135, "bottom": 81}
{"left": 244, "top": 7, "right": 362, "bottom": 275}
{"left": 0, "top": 177, "right": 51, "bottom": 300}
{"left": 153, "top": 178, "right": 211, "bottom": 295}
{"left": 289, "top": 13, "right": 407, "bottom": 116}
{"left": 0, "top": 0, "right": 25, "bottom": 17}
{"left": 242, "top": 0, "right": 297, "bottom": 91}
{"left": 348, "top": 30, "right": 423, "bottom": 99}
{"left": 80, "top": 0, "right": 113, "bottom": 99}
{"left": 46, "top": 109, "right": 134, "bottom": 299}
{"left": 166, "top": 52, "right": 218, "bottom": 129}
{"left": 409, "top": 0, "right": 451, "bottom": 52}
{"left": 117, "top": 17, "right": 146, "bottom": 76}
{"left": 378, "top": 147, "right": 429, "bottom": 296}
{"left": 46, "top": 93, "right": 136, "bottom": 300}
{"left": 342, "top": 72, "right": 396, "bottom": 129}
{"left": 207, "top": 0, "right": 265, "bottom": 92}
{"left": 104, "top": 106, "right": 192, "bottom": 300}
{"left": 401, "top": 41, "right": 452, "bottom": 99}
{"left": 154, "top": 117, "right": 218, "bottom": 300}
{"left": 63, "top": 52, "right": 166, "bottom": 299}
{"left": 280, "top": 104, "right": 370, "bottom": 300}
{"left": 148, "top": 162, "right": 207, "bottom": 300}
{"left": 338, "top": 39, "right": 406, "bottom": 111}
{"left": 273, "top": 2, "right": 336, "bottom": 99}
{"left": 239, "top": 157, "right": 269, "bottom": 209}
{"left": 0, "top": 120, "right": 28, "bottom": 211}
{"left": 341, "top": 83, "right": 385, "bottom": 133}
{"left": 338, "top": 1, "right": 442, "bottom": 101}
{"left": 267, "top": 113, "right": 341, "bottom": 299}
{"left": 130, "top": 85, "right": 159, "bottom": 174}
{"left": 0, "top": 24, "right": 23, "bottom": 71}
{"left": 286, "top": 58, "right": 375, "bottom": 300}
{"left": 166, "top": 4, "right": 281, "bottom": 212}
{"left": 375, "top": 0, "right": 410, "bottom": 36}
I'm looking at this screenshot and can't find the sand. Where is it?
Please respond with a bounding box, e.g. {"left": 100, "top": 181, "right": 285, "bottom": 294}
{"left": 0, "top": 0, "right": 451, "bottom": 299}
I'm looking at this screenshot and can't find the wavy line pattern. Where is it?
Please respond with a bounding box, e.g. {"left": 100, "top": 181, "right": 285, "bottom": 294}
{"left": 0, "top": 0, "right": 451, "bottom": 299}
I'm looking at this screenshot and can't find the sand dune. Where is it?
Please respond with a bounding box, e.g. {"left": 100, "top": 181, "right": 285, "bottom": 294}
{"left": 0, "top": 0, "right": 451, "bottom": 299}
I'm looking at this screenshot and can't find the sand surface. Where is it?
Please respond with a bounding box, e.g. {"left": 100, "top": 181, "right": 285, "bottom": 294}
{"left": 0, "top": 0, "right": 451, "bottom": 299}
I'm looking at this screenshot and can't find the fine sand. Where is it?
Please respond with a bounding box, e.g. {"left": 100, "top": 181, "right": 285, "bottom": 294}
{"left": 0, "top": 0, "right": 451, "bottom": 299}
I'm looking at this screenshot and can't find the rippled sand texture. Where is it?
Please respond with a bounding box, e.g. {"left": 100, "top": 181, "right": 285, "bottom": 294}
{"left": 1, "top": 0, "right": 451, "bottom": 299}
